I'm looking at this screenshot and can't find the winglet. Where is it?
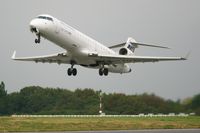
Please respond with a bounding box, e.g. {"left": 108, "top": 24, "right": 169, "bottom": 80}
{"left": 181, "top": 51, "right": 191, "bottom": 60}
{"left": 185, "top": 51, "right": 191, "bottom": 59}
{"left": 12, "top": 51, "right": 16, "bottom": 59}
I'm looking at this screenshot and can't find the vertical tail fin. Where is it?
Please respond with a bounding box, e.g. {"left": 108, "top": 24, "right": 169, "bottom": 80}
{"left": 125, "top": 37, "right": 137, "bottom": 53}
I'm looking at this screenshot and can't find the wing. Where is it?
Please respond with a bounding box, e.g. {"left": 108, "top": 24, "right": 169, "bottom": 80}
{"left": 88, "top": 53, "right": 186, "bottom": 64}
{"left": 12, "top": 51, "right": 71, "bottom": 64}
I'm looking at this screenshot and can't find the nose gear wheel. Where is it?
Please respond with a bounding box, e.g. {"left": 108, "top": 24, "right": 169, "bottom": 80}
{"left": 35, "top": 34, "right": 41, "bottom": 44}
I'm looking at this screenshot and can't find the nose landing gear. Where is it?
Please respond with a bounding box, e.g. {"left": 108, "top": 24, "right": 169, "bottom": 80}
{"left": 31, "top": 27, "right": 41, "bottom": 44}
{"left": 35, "top": 34, "right": 41, "bottom": 44}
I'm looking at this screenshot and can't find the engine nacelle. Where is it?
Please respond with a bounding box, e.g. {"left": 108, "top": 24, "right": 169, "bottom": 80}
{"left": 119, "top": 48, "right": 133, "bottom": 55}
{"left": 107, "top": 64, "right": 132, "bottom": 74}
{"left": 119, "top": 48, "right": 127, "bottom": 55}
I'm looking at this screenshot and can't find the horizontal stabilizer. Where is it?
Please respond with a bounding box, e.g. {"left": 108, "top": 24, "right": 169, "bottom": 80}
{"left": 131, "top": 42, "right": 170, "bottom": 49}
{"left": 109, "top": 43, "right": 126, "bottom": 49}
{"left": 109, "top": 38, "right": 170, "bottom": 49}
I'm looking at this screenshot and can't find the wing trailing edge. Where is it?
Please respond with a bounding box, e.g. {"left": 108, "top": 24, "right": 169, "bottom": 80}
{"left": 11, "top": 51, "right": 71, "bottom": 64}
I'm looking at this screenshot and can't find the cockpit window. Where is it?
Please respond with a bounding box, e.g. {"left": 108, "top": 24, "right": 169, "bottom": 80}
{"left": 37, "top": 16, "right": 53, "bottom": 21}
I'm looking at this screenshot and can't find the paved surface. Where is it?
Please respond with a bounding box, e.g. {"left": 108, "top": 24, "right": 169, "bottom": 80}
{"left": 12, "top": 129, "right": 200, "bottom": 133}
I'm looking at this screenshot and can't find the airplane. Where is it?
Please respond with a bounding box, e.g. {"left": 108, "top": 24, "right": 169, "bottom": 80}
{"left": 12, "top": 14, "right": 187, "bottom": 76}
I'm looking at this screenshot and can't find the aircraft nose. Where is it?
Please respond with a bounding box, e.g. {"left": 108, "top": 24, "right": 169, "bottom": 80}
{"left": 30, "top": 19, "right": 41, "bottom": 34}
{"left": 30, "top": 19, "right": 37, "bottom": 28}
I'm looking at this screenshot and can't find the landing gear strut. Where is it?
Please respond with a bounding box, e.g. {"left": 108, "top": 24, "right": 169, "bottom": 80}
{"left": 99, "top": 68, "right": 108, "bottom": 76}
{"left": 35, "top": 34, "right": 41, "bottom": 44}
{"left": 67, "top": 64, "right": 77, "bottom": 76}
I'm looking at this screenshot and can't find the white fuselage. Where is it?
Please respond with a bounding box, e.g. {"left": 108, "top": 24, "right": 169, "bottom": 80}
{"left": 29, "top": 15, "right": 131, "bottom": 74}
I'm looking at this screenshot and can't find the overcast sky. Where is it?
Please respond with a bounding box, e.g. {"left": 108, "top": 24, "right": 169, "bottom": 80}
{"left": 0, "top": 0, "right": 199, "bottom": 100}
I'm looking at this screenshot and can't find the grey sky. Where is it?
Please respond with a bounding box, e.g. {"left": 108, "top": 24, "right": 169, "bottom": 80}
{"left": 0, "top": 0, "right": 199, "bottom": 100}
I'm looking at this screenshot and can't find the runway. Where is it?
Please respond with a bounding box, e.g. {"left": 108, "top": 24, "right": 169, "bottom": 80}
{"left": 12, "top": 129, "right": 200, "bottom": 133}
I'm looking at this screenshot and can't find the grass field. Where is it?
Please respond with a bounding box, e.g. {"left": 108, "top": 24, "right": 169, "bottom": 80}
{"left": 0, "top": 116, "right": 199, "bottom": 131}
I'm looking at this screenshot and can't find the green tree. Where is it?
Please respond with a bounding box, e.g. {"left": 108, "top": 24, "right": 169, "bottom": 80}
{"left": 190, "top": 94, "right": 200, "bottom": 115}
{"left": 0, "top": 83, "right": 198, "bottom": 115}
{"left": 0, "top": 81, "right": 7, "bottom": 97}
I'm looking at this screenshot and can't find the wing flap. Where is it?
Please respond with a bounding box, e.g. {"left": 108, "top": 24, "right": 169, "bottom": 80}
{"left": 12, "top": 51, "right": 71, "bottom": 64}
{"left": 89, "top": 54, "right": 186, "bottom": 64}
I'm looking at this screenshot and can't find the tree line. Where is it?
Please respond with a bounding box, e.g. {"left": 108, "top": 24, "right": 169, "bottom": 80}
{"left": 0, "top": 81, "right": 199, "bottom": 115}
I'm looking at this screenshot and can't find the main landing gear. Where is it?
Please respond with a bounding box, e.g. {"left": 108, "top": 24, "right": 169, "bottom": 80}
{"left": 99, "top": 68, "right": 109, "bottom": 76}
{"left": 67, "top": 64, "right": 77, "bottom": 76}
{"left": 35, "top": 34, "right": 41, "bottom": 44}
